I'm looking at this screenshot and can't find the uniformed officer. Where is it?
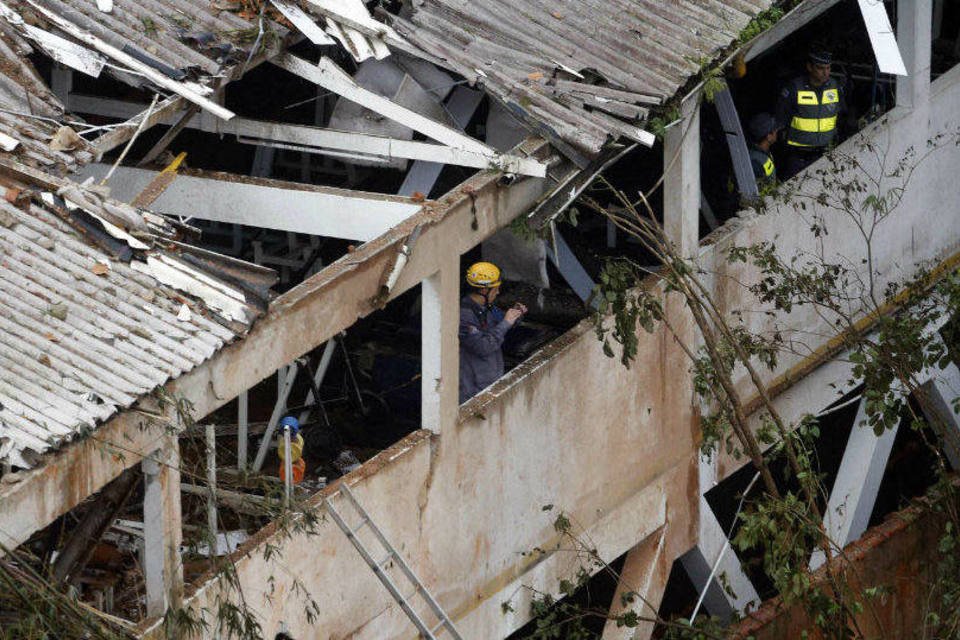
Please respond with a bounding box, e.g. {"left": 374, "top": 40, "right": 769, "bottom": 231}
{"left": 747, "top": 112, "right": 780, "bottom": 188}
{"left": 775, "top": 49, "right": 845, "bottom": 179}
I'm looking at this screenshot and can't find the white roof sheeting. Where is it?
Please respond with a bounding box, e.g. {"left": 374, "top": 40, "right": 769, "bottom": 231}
{"left": 0, "top": 191, "right": 263, "bottom": 469}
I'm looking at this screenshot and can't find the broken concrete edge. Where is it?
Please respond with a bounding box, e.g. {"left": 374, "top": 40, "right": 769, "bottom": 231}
{"left": 458, "top": 315, "right": 590, "bottom": 422}
{"left": 730, "top": 475, "right": 960, "bottom": 638}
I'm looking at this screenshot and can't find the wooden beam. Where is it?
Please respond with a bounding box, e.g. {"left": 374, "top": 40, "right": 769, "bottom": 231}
{"left": 93, "top": 96, "right": 187, "bottom": 157}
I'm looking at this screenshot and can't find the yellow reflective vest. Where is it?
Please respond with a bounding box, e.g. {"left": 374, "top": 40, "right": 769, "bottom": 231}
{"left": 779, "top": 77, "right": 841, "bottom": 148}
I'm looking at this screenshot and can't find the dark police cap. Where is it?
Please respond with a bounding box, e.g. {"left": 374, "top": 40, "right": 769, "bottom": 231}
{"left": 748, "top": 113, "right": 778, "bottom": 141}
{"left": 808, "top": 49, "right": 833, "bottom": 65}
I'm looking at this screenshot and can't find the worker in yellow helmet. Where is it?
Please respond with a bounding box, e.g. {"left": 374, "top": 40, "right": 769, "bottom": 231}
{"left": 459, "top": 261, "right": 526, "bottom": 403}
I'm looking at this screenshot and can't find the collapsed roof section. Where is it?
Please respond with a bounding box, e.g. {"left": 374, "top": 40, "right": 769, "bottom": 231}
{"left": 0, "top": 158, "right": 275, "bottom": 470}
{"left": 0, "top": 18, "right": 94, "bottom": 172}
{"left": 389, "top": 0, "right": 773, "bottom": 163}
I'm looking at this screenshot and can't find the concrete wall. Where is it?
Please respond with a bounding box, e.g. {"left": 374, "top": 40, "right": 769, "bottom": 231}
{"left": 709, "top": 63, "right": 960, "bottom": 480}
{"left": 140, "top": 313, "right": 699, "bottom": 639}
{"left": 138, "top": 46, "right": 960, "bottom": 640}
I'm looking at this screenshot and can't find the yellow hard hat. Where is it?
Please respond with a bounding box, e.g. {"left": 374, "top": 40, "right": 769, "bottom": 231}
{"left": 465, "top": 261, "right": 502, "bottom": 288}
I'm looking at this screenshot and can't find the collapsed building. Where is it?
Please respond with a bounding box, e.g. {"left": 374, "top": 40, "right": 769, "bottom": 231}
{"left": 0, "top": 0, "right": 959, "bottom": 638}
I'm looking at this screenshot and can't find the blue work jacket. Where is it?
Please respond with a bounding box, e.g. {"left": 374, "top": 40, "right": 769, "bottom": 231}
{"left": 458, "top": 295, "right": 513, "bottom": 403}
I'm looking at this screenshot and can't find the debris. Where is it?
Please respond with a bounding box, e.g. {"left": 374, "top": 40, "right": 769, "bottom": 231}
{"left": 410, "top": 191, "right": 426, "bottom": 202}
{"left": 270, "top": 0, "right": 336, "bottom": 46}
{"left": 96, "top": 0, "right": 112, "bottom": 12}
{"left": 0, "top": 210, "right": 17, "bottom": 228}
{"left": 44, "top": 332, "right": 59, "bottom": 342}
{"left": 48, "top": 302, "right": 68, "bottom": 320}
{"left": 37, "top": 354, "right": 51, "bottom": 367}
{"left": 0, "top": 132, "right": 19, "bottom": 152}
{"left": 2, "top": 187, "right": 22, "bottom": 205}
{"left": 130, "top": 152, "right": 186, "bottom": 208}
{"left": 36, "top": 236, "right": 54, "bottom": 250}
{"left": 333, "top": 449, "right": 361, "bottom": 475}
{"left": 49, "top": 126, "right": 85, "bottom": 152}
{"left": 527, "top": 71, "right": 544, "bottom": 81}
{"left": 91, "top": 262, "right": 110, "bottom": 276}
{"left": 177, "top": 304, "right": 192, "bottom": 322}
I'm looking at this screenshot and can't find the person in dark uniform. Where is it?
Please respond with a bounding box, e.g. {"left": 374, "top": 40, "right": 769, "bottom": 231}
{"left": 775, "top": 49, "right": 846, "bottom": 179}
{"left": 747, "top": 112, "right": 780, "bottom": 188}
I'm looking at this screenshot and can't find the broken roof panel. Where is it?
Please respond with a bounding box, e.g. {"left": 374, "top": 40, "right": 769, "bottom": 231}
{"left": 6, "top": 0, "right": 266, "bottom": 79}
{"left": 390, "top": 0, "right": 772, "bottom": 159}
{"left": 0, "top": 23, "right": 95, "bottom": 171}
{"left": 0, "top": 165, "right": 273, "bottom": 469}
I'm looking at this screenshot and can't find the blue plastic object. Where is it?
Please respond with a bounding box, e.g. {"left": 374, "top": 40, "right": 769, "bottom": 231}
{"left": 279, "top": 415, "right": 300, "bottom": 435}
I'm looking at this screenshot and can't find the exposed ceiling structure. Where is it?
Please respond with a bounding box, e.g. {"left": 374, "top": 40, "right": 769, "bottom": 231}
{"left": 390, "top": 0, "right": 774, "bottom": 161}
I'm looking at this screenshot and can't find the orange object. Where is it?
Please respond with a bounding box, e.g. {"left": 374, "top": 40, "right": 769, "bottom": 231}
{"left": 280, "top": 458, "right": 306, "bottom": 485}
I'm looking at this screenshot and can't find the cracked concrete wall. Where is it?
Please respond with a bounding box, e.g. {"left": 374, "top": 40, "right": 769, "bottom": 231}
{"left": 140, "top": 304, "right": 700, "bottom": 639}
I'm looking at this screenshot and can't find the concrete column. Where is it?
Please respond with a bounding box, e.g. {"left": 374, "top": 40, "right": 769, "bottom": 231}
{"left": 663, "top": 96, "right": 700, "bottom": 258}
{"left": 422, "top": 254, "right": 461, "bottom": 432}
{"left": 919, "top": 362, "right": 960, "bottom": 469}
{"left": 602, "top": 527, "right": 669, "bottom": 640}
{"left": 142, "top": 439, "right": 183, "bottom": 617}
{"left": 681, "top": 454, "right": 759, "bottom": 619}
{"left": 896, "top": 0, "right": 932, "bottom": 109}
{"left": 810, "top": 398, "right": 898, "bottom": 570}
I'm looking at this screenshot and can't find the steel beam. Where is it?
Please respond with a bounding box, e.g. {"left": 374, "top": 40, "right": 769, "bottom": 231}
{"left": 252, "top": 364, "right": 300, "bottom": 472}
{"left": 547, "top": 230, "right": 596, "bottom": 305}
{"left": 896, "top": 0, "right": 933, "bottom": 109}
{"left": 919, "top": 362, "right": 960, "bottom": 469}
{"left": 682, "top": 455, "right": 759, "bottom": 618}
{"left": 297, "top": 340, "right": 337, "bottom": 425}
{"left": 76, "top": 164, "right": 422, "bottom": 242}
{"left": 398, "top": 86, "right": 484, "bottom": 197}
{"left": 713, "top": 87, "right": 758, "bottom": 201}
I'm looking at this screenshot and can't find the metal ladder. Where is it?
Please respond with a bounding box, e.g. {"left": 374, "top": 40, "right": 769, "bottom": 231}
{"left": 324, "top": 484, "right": 464, "bottom": 640}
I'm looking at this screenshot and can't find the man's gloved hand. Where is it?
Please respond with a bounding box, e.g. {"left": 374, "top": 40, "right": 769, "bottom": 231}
{"left": 505, "top": 302, "right": 527, "bottom": 325}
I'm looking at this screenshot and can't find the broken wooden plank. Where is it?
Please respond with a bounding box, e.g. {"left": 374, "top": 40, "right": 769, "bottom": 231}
{"left": 181, "top": 483, "right": 272, "bottom": 517}
{"left": 270, "top": 0, "right": 336, "bottom": 46}
{"left": 93, "top": 96, "right": 187, "bottom": 157}
{"left": 553, "top": 79, "right": 663, "bottom": 105}
{"left": 51, "top": 467, "right": 140, "bottom": 585}
{"left": 130, "top": 152, "right": 186, "bottom": 208}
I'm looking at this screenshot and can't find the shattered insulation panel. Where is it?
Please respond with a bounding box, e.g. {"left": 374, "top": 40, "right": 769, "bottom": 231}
{"left": 391, "top": 0, "right": 773, "bottom": 157}
{"left": 0, "top": 180, "right": 267, "bottom": 470}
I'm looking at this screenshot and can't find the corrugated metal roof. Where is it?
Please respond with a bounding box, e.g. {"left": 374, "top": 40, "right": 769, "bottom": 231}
{"left": 0, "top": 167, "right": 272, "bottom": 470}
{"left": 8, "top": 0, "right": 266, "bottom": 79}
{"left": 390, "top": 0, "right": 773, "bottom": 159}
{"left": 0, "top": 21, "right": 95, "bottom": 172}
